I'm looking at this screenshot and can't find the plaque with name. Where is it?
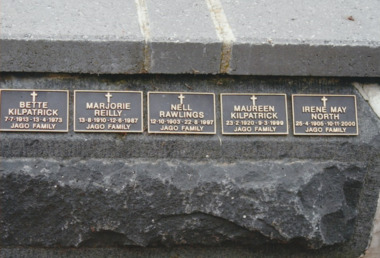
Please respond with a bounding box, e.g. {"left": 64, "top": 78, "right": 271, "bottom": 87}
{"left": 292, "top": 94, "right": 358, "bottom": 136}
{"left": 148, "top": 92, "right": 216, "bottom": 134}
{"left": 221, "top": 93, "right": 288, "bottom": 135}
{"left": 74, "top": 90, "right": 143, "bottom": 133}
{"left": 0, "top": 89, "right": 69, "bottom": 132}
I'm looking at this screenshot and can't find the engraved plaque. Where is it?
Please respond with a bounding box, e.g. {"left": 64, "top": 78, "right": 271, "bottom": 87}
{"left": 221, "top": 93, "right": 288, "bottom": 135}
{"left": 148, "top": 92, "right": 216, "bottom": 134}
{"left": 0, "top": 89, "right": 69, "bottom": 132}
{"left": 292, "top": 94, "right": 358, "bottom": 136}
{"left": 74, "top": 90, "right": 143, "bottom": 133}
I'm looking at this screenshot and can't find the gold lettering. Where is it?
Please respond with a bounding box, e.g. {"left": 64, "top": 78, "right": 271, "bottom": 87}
{"left": 107, "top": 124, "right": 131, "bottom": 130}
{"left": 170, "top": 104, "right": 192, "bottom": 111}
{"left": 302, "top": 106, "right": 327, "bottom": 113}
{"left": 86, "top": 102, "right": 130, "bottom": 110}
{"left": 86, "top": 124, "right": 105, "bottom": 130}
{"left": 160, "top": 125, "right": 178, "bottom": 131}
{"left": 230, "top": 112, "right": 278, "bottom": 120}
{"left": 305, "top": 127, "right": 323, "bottom": 133}
{"left": 311, "top": 113, "right": 340, "bottom": 120}
{"left": 10, "top": 123, "right": 30, "bottom": 129}
{"left": 159, "top": 111, "right": 204, "bottom": 119}
{"left": 32, "top": 123, "right": 56, "bottom": 130}
{"left": 325, "top": 127, "right": 347, "bottom": 133}
{"left": 19, "top": 101, "right": 48, "bottom": 109}
{"left": 233, "top": 126, "right": 252, "bottom": 132}
{"left": 234, "top": 105, "right": 275, "bottom": 112}
{"left": 7, "top": 109, "right": 59, "bottom": 116}
{"left": 181, "top": 125, "right": 204, "bottom": 132}
{"left": 254, "top": 126, "right": 276, "bottom": 132}
{"left": 330, "top": 106, "right": 347, "bottom": 113}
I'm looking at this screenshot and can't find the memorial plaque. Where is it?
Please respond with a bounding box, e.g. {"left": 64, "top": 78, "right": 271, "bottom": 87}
{"left": 148, "top": 92, "right": 216, "bottom": 134}
{"left": 221, "top": 93, "right": 288, "bottom": 135}
{"left": 74, "top": 90, "right": 143, "bottom": 133}
{"left": 292, "top": 94, "right": 358, "bottom": 136}
{"left": 0, "top": 89, "right": 69, "bottom": 132}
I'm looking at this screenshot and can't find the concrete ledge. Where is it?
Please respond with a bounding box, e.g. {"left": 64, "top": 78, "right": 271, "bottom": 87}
{"left": 1, "top": 39, "right": 145, "bottom": 74}
{"left": 231, "top": 44, "right": 380, "bottom": 77}
{"left": 1, "top": 0, "right": 379, "bottom": 76}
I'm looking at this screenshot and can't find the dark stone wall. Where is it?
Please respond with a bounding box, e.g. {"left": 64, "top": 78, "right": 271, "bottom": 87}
{"left": 1, "top": 74, "right": 379, "bottom": 257}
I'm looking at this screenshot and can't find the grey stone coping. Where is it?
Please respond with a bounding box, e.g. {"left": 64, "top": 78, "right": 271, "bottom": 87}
{"left": 1, "top": 0, "right": 380, "bottom": 76}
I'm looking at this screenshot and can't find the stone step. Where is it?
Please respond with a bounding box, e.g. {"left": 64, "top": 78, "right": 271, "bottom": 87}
{"left": 1, "top": 0, "right": 379, "bottom": 76}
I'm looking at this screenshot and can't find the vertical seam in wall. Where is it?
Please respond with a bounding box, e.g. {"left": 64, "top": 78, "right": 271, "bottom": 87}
{"left": 135, "top": 0, "right": 151, "bottom": 73}
{"left": 205, "top": 0, "right": 235, "bottom": 74}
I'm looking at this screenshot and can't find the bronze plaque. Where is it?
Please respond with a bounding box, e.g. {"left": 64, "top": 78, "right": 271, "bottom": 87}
{"left": 74, "top": 90, "right": 143, "bottom": 133}
{"left": 221, "top": 93, "right": 288, "bottom": 135}
{"left": 148, "top": 92, "right": 216, "bottom": 134}
{"left": 292, "top": 94, "right": 358, "bottom": 136}
{"left": 0, "top": 89, "right": 69, "bottom": 132}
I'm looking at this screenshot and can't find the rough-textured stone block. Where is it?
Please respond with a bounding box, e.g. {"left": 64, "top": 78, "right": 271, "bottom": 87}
{"left": 0, "top": 158, "right": 367, "bottom": 248}
{"left": 1, "top": 74, "right": 380, "bottom": 257}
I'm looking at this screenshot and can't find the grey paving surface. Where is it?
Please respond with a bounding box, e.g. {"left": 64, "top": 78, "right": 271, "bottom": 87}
{"left": 0, "top": 0, "right": 144, "bottom": 74}
{"left": 1, "top": 0, "right": 142, "bottom": 41}
{"left": 222, "top": 0, "right": 380, "bottom": 76}
{"left": 1, "top": 0, "right": 379, "bottom": 75}
{"left": 147, "top": 0, "right": 221, "bottom": 73}
{"left": 221, "top": 0, "right": 380, "bottom": 44}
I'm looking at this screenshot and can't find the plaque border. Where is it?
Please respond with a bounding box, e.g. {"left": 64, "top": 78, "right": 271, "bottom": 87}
{"left": 74, "top": 90, "right": 144, "bottom": 133}
{"left": 0, "top": 89, "right": 69, "bottom": 132}
{"left": 147, "top": 91, "right": 216, "bottom": 135}
{"left": 292, "top": 94, "right": 359, "bottom": 136}
{"left": 220, "top": 93, "right": 289, "bottom": 135}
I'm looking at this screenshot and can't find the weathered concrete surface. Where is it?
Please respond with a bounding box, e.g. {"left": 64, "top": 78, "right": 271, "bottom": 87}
{"left": 1, "top": 0, "right": 379, "bottom": 75}
{"left": 146, "top": 0, "right": 222, "bottom": 74}
{"left": 1, "top": 74, "right": 380, "bottom": 257}
{"left": 0, "top": 0, "right": 144, "bottom": 74}
{"left": 221, "top": 0, "right": 380, "bottom": 76}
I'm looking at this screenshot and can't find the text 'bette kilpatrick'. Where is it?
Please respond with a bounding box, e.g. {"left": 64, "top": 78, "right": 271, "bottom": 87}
{"left": 74, "top": 90, "right": 143, "bottom": 133}
{"left": 0, "top": 89, "right": 69, "bottom": 132}
{"left": 148, "top": 92, "right": 216, "bottom": 134}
